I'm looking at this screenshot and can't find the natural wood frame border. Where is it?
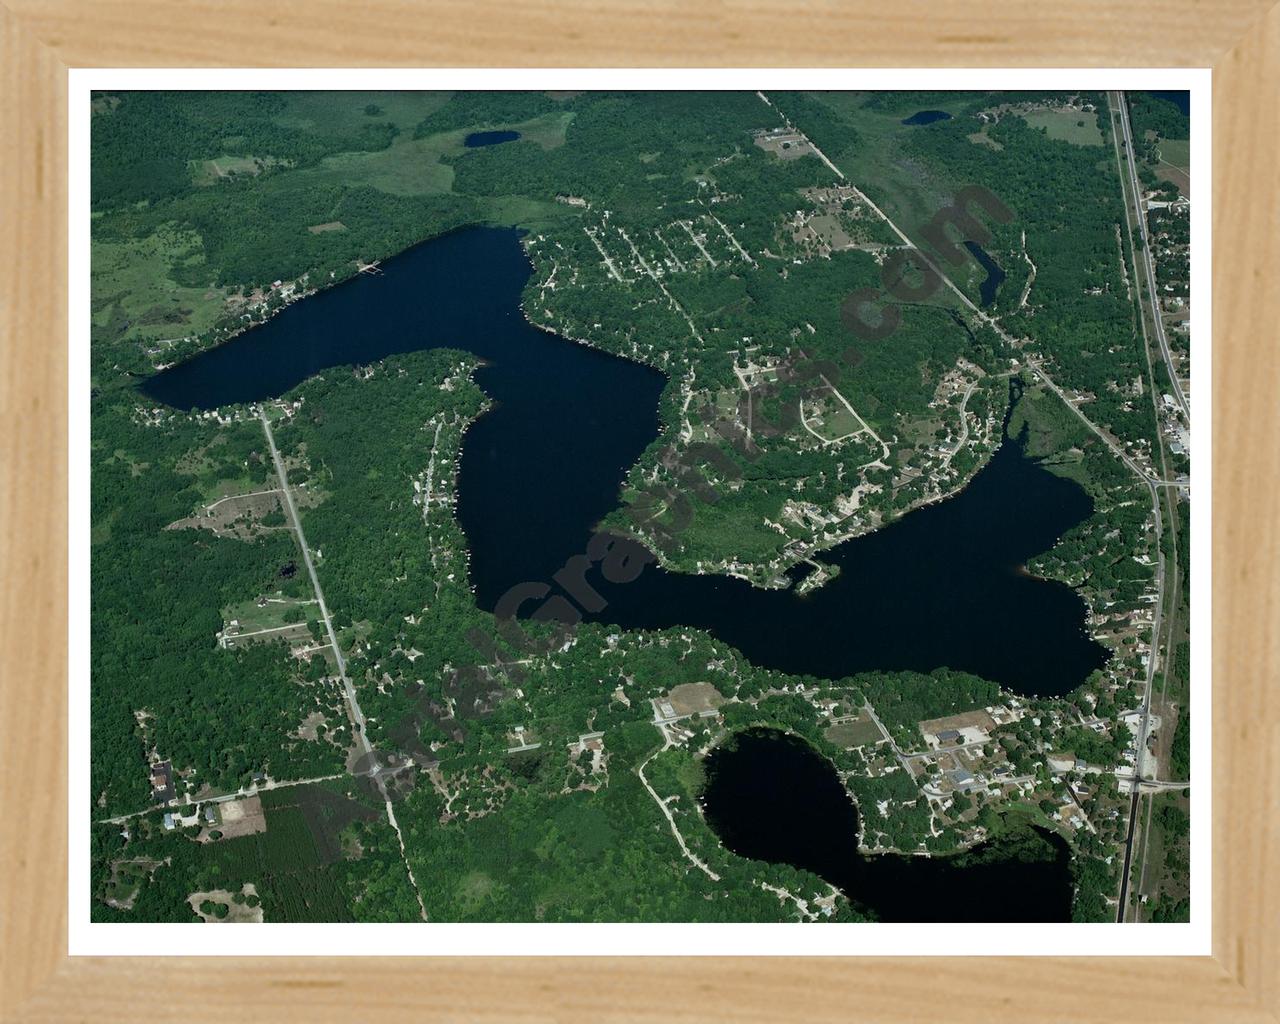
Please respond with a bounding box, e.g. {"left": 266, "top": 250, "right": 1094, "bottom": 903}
{"left": 2, "top": 3, "right": 1277, "bottom": 1019}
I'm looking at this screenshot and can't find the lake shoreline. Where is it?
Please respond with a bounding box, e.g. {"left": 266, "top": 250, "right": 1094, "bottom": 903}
{"left": 144, "top": 225, "right": 1109, "bottom": 696}
{"left": 700, "top": 726, "right": 1074, "bottom": 922}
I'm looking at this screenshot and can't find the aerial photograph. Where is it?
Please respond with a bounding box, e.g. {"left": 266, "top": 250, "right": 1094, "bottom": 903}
{"left": 88, "top": 88, "right": 1192, "bottom": 925}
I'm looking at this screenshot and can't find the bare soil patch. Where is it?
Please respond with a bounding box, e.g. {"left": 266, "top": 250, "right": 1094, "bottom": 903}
{"left": 917, "top": 709, "right": 998, "bottom": 736}
{"left": 201, "top": 794, "right": 267, "bottom": 842}
{"left": 753, "top": 129, "right": 815, "bottom": 161}
{"left": 667, "top": 682, "right": 726, "bottom": 716}
{"left": 187, "top": 883, "right": 264, "bottom": 923}
{"left": 293, "top": 710, "right": 329, "bottom": 741}
{"left": 967, "top": 129, "right": 1004, "bottom": 151}
{"left": 166, "top": 488, "right": 284, "bottom": 541}
{"left": 1150, "top": 696, "right": 1181, "bottom": 778}
{"left": 193, "top": 155, "right": 289, "bottom": 186}
{"left": 103, "top": 857, "right": 166, "bottom": 910}
{"left": 1155, "top": 163, "right": 1190, "bottom": 197}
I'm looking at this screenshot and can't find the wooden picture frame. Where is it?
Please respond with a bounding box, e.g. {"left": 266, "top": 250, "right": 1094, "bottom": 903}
{"left": 2, "top": 2, "right": 1276, "bottom": 1019}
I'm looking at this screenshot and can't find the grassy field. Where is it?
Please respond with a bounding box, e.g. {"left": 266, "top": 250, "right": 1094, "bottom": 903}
{"left": 91, "top": 224, "right": 229, "bottom": 360}
{"left": 191, "top": 154, "right": 289, "bottom": 186}
{"left": 508, "top": 110, "right": 576, "bottom": 149}
{"left": 824, "top": 716, "right": 883, "bottom": 748}
{"left": 271, "top": 91, "right": 454, "bottom": 138}
{"left": 276, "top": 130, "right": 460, "bottom": 197}
{"left": 275, "top": 110, "right": 576, "bottom": 200}
{"left": 806, "top": 396, "right": 861, "bottom": 441}
{"left": 92, "top": 95, "right": 581, "bottom": 380}
{"left": 479, "top": 194, "right": 579, "bottom": 233}
{"left": 1006, "top": 382, "right": 1095, "bottom": 489}
{"left": 806, "top": 93, "right": 969, "bottom": 237}
{"left": 966, "top": 128, "right": 1004, "bottom": 151}
{"left": 1152, "top": 136, "right": 1191, "bottom": 195}
{"left": 170, "top": 426, "right": 278, "bottom": 503}
{"left": 1020, "top": 108, "right": 1104, "bottom": 146}
{"left": 221, "top": 621, "right": 312, "bottom": 650}
{"left": 790, "top": 93, "right": 988, "bottom": 304}
{"left": 222, "top": 595, "right": 316, "bottom": 634}
{"left": 198, "top": 472, "right": 273, "bottom": 504}
{"left": 1155, "top": 137, "right": 1190, "bottom": 172}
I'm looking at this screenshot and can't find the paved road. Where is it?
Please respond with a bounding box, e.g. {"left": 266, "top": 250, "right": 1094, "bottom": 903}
{"left": 1023, "top": 349, "right": 1170, "bottom": 850}
{"left": 637, "top": 749, "right": 721, "bottom": 881}
{"left": 1105, "top": 92, "right": 1193, "bottom": 919}
{"left": 1114, "top": 489, "right": 1167, "bottom": 920}
{"left": 204, "top": 487, "right": 281, "bottom": 511}
{"left": 259, "top": 407, "right": 428, "bottom": 920}
{"left": 259, "top": 409, "right": 372, "bottom": 758}
{"left": 97, "top": 772, "right": 349, "bottom": 825}
{"left": 1137, "top": 778, "right": 1190, "bottom": 792}
{"left": 939, "top": 378, "right": 980, "bottom": 472}
{"left": 1107, "top": 92, "right": 1193, "bottom": 919}
{"left": 1022, "top": 356, "right": 1160, "bottom": 485}
{"left": 1115, "top": 786, "right": 1146, "bottom": 918}
{"left": 861, "top": 702, "right": 918, "bottom": 778}
{"left": 767, "top": 92, "right": 1181, "bottom": 924}
{"left": 1112, "top": 90, "right": 1191, "bottom": 421}
{"left": 762, "top": 93, "right": 1175, "bottom": 489}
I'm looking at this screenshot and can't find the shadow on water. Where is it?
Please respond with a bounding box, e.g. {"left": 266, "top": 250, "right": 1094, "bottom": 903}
{"left": 700, "top": 727, "right": 1074, "bottom": 922}
{"left": 142, "top": 226, "right": 1107, "bottom": 696}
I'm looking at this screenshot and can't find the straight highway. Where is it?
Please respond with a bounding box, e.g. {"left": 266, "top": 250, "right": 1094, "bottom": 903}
{"left": 1112, "top": 90, "right": 1190, "bottom": 421}
{"left": 1106, "top": 92, "right": 1189, "bottom": 921}
{"left": 769, "top": 93, "right": 1180, "bottom": 924}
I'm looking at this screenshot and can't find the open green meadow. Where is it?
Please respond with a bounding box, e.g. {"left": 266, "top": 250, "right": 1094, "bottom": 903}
{"left": 1020, "top": 108, "right": 1104, "bottom": 146}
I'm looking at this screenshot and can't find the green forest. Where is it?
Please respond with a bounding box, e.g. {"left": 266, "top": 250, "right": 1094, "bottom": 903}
{"left": 87, "top": 88, "right": 1184, "bottom": 925}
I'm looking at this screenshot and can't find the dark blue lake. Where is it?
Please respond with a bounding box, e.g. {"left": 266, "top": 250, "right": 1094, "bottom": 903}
{"left": 142, "top": 225, "right": 1107, "bottom": 697}
{"left": 1147, "top": 90, "right": 1190, "bottom": 116}
{"left": 965, "top": 240, "right": 1007, "bottom": 307}
{"left": 901, "top": 110, "right": 952, "bottom": 125}
{"left": 464, "top": 130, "right": 521, "bottom": 148}
{"left": 701, "top": 728, "right": 1073, "bottom": 922}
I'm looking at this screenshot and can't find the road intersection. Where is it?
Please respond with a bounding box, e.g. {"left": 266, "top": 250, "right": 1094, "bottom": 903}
{"left": 259, "top": 406, "right": 428, "bottom": 920}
